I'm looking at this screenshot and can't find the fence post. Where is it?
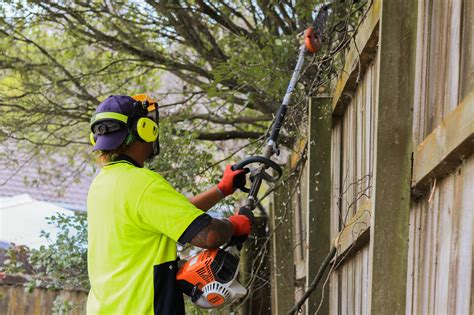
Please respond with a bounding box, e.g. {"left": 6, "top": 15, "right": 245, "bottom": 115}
{"left": 368, "top": 0, "right": 417, "bottom": 313}
{"left": 305, "top": 96, "right": 332, "bottom": 314}
{"left": 270, "top": 183, "right": 295, "bottom": 313}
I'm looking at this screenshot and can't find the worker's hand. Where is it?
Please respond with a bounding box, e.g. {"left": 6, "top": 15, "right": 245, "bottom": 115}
{"left": 217, "top": 164, "right": 249, "bottom": 197}
{"left": 228, "top": 206, "right": 255, "bottom": 236}
{"left": 237, "top": 205, "right": 255, "bottom": 225}
{"left": 228, "top": 207, "right": 254, "bottom": 249}
{"left": 228, "top": 214, "right": 251, "bottom": 236}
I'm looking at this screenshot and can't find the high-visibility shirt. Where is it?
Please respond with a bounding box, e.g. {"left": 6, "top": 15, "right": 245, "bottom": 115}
{"left": 87, "top": 158, "right": 206, "bottom": 314}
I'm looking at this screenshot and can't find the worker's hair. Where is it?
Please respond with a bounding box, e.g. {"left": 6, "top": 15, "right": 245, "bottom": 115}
{"left": 95, "top": 144, "right": 128, "bottom": 165}
{"left": 94, "top": 134, "right": 137, "bottom": 165}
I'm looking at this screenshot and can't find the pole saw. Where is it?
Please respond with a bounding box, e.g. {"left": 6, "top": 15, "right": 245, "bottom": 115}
{"left": 176, "top": 4, "right": 330, "bottom": 309}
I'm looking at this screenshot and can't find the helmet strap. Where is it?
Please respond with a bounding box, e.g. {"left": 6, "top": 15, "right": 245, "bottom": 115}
{"left": 124, "top": 133, "right": 136, "bottom": 146}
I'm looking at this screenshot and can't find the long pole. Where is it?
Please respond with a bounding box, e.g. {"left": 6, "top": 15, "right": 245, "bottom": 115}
{"left": 243, "top": 4, "right": 330, "bottom": 209}
{"left": 245, "top": 44, "right": 308, "bottom": 209}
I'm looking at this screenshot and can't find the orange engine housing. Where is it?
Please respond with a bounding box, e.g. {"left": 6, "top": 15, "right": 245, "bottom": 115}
{"left": 176, "top": 248, "right": 240, "bottom": 306}
{"left": 177, "top": 249, "right": 219, "bottom": 291}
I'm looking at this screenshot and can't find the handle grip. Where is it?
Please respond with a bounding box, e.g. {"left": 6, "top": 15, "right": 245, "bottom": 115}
{"left": 231, "top": 156, "right": 283, "bottom": 182}
{"left": 226, "top": 205, "right": 255, "bottom": 249}
{"left": 227, "top": 235, "right": 248, "bottom": 250}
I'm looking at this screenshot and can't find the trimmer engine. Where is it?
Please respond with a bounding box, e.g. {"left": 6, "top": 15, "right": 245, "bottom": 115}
{"left": 177, "top": 247, "right": 247, "bottom": 308}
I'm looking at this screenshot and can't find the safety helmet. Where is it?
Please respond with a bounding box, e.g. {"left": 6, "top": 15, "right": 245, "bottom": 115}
{"left": 90, "top": 94, "right": 159, "bottom": 156}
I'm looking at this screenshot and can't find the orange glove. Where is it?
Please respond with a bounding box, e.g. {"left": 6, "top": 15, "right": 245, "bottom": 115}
{"left": 217, "top": 164, "right": 249, "bottom": 197}
{"left": 228, "top": 215, "right": 251, "bottom": 236}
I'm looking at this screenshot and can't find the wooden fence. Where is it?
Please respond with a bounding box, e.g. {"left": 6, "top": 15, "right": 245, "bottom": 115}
{"left": 0, "top": 275, "right": 87, "bottom": 315}
{"left": 270, "top": 0, "right": 473, "bottom": 314}
{"left": 406, "top": 0, "right": 474, "bottom": 313}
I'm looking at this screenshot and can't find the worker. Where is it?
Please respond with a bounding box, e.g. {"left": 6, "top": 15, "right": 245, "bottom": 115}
{"left": 87, "top": 94, "right": 253, "bottom": 314}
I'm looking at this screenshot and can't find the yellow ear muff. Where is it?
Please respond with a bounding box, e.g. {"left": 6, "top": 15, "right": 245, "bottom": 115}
{"left": 136, "top": 117, "right": 158, "bottom": 142}
{"left": 90, "top": 132, "right": 96, "bottom": 146}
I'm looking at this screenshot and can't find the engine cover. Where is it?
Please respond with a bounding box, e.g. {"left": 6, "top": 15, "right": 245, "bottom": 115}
{"left": 176, "top": 248, "right": 246, "bottom": 308}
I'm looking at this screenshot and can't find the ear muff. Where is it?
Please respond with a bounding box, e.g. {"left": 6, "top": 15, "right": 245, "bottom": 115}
{"left": 135, "top": 117, "right": 158, "bottom": 142}
{"left": 90, "top": 133, "right": 97, "bottom": 146}
{"left": 131, "top": 94, "right": 159, "bottom": 145}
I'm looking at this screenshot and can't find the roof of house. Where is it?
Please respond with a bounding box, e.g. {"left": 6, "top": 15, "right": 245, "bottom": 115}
{"left": 0, "top": 145, "right": 95, "bottom": 211}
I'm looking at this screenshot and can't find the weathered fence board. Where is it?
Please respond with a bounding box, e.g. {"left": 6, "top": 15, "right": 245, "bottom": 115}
{"left": 413, "top": 0, "right": 463, "bottom": 144}
{"left": 407, "top": 0, "right": 474, "bottom": 313}
{"left": 406, "top": 155, "right": 474, "bottom": 314}
{"left": 329, "top": 34, "right": 379, "bottom": 315}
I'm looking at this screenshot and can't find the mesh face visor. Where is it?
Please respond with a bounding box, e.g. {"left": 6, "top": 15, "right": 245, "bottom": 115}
{"left": 147, "top": 106, "right": 159, "bottom": 125}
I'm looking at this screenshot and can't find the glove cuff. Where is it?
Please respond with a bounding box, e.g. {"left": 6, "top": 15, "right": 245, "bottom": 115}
{"left": 217, "top": 182, "right": 231, "bottom": 197}
{"left": 215, "top": 185, "right": 226, "bottom": 198}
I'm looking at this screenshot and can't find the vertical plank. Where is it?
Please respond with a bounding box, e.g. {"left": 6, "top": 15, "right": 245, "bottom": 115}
{"left": 305, "top": 97, "right": 332, "bottom": 314}
{"left": 428, "top": 187, "right": 440, "bottom": 315}
{"left": 349, "top": 101, "right": 356, "bottom": 218}
{"left": 356, "top": 82, "right": 363, "bottom": 210}
{"left": 329, "top": 271, "right": 339, "bottom": 315}
{"left": 293, "top": 184, "right": 303, "bottom": 263}
{"left": 368, "top": 0, "right": 417, "bottom": 313}
{"left": 418, "top": 0, "right": 429, "bottom": 143}
{"left": 362, "top": 245, "right": 370, "bottom": 314}
{"left": 330, "top": 122, "right": 342, "bottom": 314}
{"left": 341, "top": 264, "right": 347, "bottom": 315}
{"left": 362, "top": 67, "right": 369, "bottom": 200}
{"left": 419, "top": 193, "right": 431, "bottom": 314}
{"left": 445, "top": 0, "right": 461, "bottom": 112}
{"left": 433, "top": 0, "right": 449, "bottom": 126}
{"left": 425, "top": 0, "right": 437, "bottom": 137}
{"left": 354, "top": 250, "right": 362, "bottom": 315}
{"left": 341, "top": 107, "right": 349, "bottom": 226}
{"left": 413, "top": 0, "right": 426, "bottom": 145}
{"left": 434, "top": 175, "right": 454, "bottom": 314}
{"left": 448, "top": 164, "right": 462, "bottom": 313}
{"left": 331, "top": 122, "right": 342, "bottom": 240}
{"left": 365, "top": 65, "right": 372, "bottom": 184}
{"left": 405, "top": 206, "right": 415, "bottom": 314}
{"left": 347, "top": 259, "right": 354, "bottom": 315}
{"left": 412, "top": 202, "right": 422, "bottom": 314}
{"left": 460, "top": 0, "right": 474, "bottom": 99}
{"left": 360, "top": 71, "right": 366, "bottom": 198}
{"left": 455, "top": 156, "right": 474, "bottom": 313}
{"left": 369, "top": 52, "right": 378, "bottom": 197}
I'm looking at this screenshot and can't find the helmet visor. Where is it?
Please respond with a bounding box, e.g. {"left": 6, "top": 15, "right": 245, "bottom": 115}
{"left": 147, "top": 107, "right": 160, "bottom": 157}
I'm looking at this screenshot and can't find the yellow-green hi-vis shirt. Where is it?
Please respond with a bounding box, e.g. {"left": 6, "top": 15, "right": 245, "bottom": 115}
{"left": 87, "top": 159, "right": 205, "bottom": 315}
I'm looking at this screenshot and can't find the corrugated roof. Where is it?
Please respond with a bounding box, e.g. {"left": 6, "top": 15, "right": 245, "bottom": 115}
{"left": 0, "top": 145, "right": 95, "bottom": 211}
